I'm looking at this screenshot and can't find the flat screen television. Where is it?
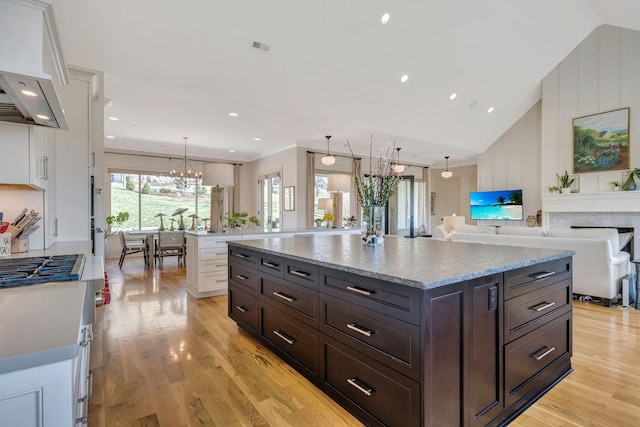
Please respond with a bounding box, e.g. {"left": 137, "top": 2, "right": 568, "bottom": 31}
{"left": 469, "top": 189, "right": 523, "bottom": 221}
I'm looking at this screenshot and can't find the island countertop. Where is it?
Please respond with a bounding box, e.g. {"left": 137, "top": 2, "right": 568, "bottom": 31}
{"left": 229, "top": 234, "right": 574, "bottom": 290}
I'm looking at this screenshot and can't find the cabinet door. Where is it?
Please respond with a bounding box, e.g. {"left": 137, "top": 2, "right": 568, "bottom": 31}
{"left": 0, "top": 123, "right": 30, "bottom": 185}
{"left": 29, "top": 126, "right": 49, "bottom": 190}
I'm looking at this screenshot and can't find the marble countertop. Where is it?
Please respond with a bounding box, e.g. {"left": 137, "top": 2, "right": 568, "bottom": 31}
{"left": 230, "top": 234, "right": 574, "bottom": 290}
{"left": 186, "top": 227, "right": 360, "bottom": 237}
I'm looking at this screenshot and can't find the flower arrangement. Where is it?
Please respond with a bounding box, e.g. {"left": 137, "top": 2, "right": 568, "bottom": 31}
{"left": 104, "top": 212, "right": 129, "bottom": 238}
{"left": 322, "top": 212, "right": 335, "bottom": 222}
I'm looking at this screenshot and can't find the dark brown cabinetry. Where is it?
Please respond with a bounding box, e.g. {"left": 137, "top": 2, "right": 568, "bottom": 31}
{"left": 228, "top": 243, "right": 572, "bottom": 427}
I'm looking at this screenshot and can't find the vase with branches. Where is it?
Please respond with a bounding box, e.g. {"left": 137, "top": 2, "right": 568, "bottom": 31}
{"left": 347, "top": 136, "right": 402, "bottom": 245}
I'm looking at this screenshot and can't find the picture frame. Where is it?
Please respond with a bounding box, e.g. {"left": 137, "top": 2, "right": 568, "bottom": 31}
{"left": 573, "top": 107, "right": 630, "bottom": 173}
{"left": 430, "top": 192, "right": 436, "bottom": 216}
{"left": 284, "top": 186, "right": 295, "bottom": 211}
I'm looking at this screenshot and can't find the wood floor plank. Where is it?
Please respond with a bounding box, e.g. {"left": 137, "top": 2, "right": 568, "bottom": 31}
{"left": 88, "top": 259, "right": 640, "bottom": 426}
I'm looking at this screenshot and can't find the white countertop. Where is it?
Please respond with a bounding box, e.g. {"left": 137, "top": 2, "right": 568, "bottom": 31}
{"left": 0, "top": 281, "right": 85, "bottom": 374}
{"left": 186, "top": 227, "right": 360, "bottom": 238}
{"left": 0, "top": 240, "right": 104, "bottom": 374}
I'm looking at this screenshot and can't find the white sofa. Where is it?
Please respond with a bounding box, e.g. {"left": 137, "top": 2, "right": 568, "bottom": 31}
{"left": 450, "top": 224, "right": 632, "bottom": 306}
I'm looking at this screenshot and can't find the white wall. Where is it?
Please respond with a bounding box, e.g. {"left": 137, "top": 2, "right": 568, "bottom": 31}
{"left": 430, "top": 165, "right": 477, "bottom": 232}
{"left": 542, "top": 24, "right": 640, "bottom": 193}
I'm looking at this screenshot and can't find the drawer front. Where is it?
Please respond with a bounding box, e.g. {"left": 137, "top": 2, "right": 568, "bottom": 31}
{"left": 200, "top": 271, "right": 228, "bottom": 292}
{"left": 322, "top": 336, "right": 421, "bottom": 427}
{"left": 259, "top": 254, "right": 285, "bottom": 278}
{"left": 229, "top": 285, "right": 258, "bottom": 332}
{"left": 284, "top": 259, "right": 319, "bottom": 289}
{"left": 505, "top": 279, "right": 571, "bottom": 341}
{"left": 200, "top": 246, "right": 229, "bottom": 261}
{"left": 322, "top": 294, "right": 420, "bottom": 379}
{"left": 261, "top": 274, "right": 318, "bottom": 323}
{"left": 228, "top": 246, "right": 259, "bottom": 268}
{"left": 229, "top": 262, "right": 259, "bottom": 294}
{"left": 505, "top": 312, "right": 571, "bottom": 406}
{"left": 261, "top": 304, "right": 319, "bottom": 376}
{"left": 504, "top": 258, "right": 572, "bottom": 299}
{"left": 201, "top": 258, "right": 228, "bottom": 273}
{"left": 199, "top": 235, "right": 240, "bottom": 248}
{"left": 320, "top": 267, "right": 421, "bottom": 326}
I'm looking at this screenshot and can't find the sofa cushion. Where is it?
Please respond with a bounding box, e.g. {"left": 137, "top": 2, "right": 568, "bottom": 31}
{"left": 545, "top": 228, "right": 620, "bottom": 254}
{"left": 497, "top": 226, "right": 545, "bottom": 237}
{"left": 454, "top": 224, "right": 497, "bottom": 234}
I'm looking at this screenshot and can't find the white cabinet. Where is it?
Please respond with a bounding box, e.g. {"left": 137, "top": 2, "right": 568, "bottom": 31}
{"left": 0, "top": 123, "right": 49, "bottom": 189}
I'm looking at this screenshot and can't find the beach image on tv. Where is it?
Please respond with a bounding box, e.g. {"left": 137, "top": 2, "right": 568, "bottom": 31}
{"left": 470, "top": 190, "right": 523, "bottom": 220}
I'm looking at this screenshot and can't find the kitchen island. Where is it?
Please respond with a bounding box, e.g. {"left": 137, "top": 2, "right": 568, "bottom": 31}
{"left": 227, "top": 235, "right": 574, "bottom": 427}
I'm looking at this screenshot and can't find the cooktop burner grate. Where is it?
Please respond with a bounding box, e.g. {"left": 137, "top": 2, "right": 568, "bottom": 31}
{"left": 0, "top": 254, "right": 85, "bottom": 288}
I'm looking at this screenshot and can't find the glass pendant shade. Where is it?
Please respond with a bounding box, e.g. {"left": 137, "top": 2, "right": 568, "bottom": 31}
{"left": 441, "top": 156, "right": 453, "bottom": 178}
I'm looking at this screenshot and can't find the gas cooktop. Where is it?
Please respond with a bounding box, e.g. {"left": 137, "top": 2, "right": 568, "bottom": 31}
{"left": 0, "top": 254, "right": 85, "bottom": 288}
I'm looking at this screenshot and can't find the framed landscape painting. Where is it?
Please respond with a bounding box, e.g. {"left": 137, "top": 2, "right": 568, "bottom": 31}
{"left": 573, "top": 107, "right": 629, "bottom": 173}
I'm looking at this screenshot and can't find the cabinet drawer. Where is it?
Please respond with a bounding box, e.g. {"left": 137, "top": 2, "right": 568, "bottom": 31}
{"left": 261, "top": 274, "right": 318, "bottom": 325}
{"left": 322, "top": 336, "right": 420, "bottom": 427}
{"left": 229, "top": 262, "right": 259, "bottom": 294}
{"left": 201, "top": 258, "right": 228, "bottom": 273}
{"left": 200, "top": 236, "right": 240, "bottom": 248}
{"left": 320, "top": 267, "right": 421, "bottom": 326}
{"left": 505, "top": 279, "right": 571, "bottom": 342}
{"left": 284, "top": 259, "right": 319, "bottom": 289}
{"left": 200, "top": 247, "right": 229, "bottom": 261}
{"left": 228, "top": 246, "right": 259, "bottom": 268}
{"left": 259, "top": 254, "right": 284, "bottom": 278}
{"left": 261, "top": 304, "right": 319, "bottom": 377}
{"left": 321, "top": 294, "right": 420, "bottom": 379}
{"left": 504, "top": 258, "right": 572, "bottom": 299}
{"left": 229, "top": 285, "right": 258, "bottom": 332}
{"left": 200, "top": 271, "right": 227, "bottom": 292}
{"left": 505, "top": 312, "right": 571, "bottom": 407}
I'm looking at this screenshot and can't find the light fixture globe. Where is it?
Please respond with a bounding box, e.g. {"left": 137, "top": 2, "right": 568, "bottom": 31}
{"left": 392, "top": 147, "right": 406, "bottom": 173}
{"left": 441, "top": 156, "right": 453, "bottom": 178}
{"left": 321, "top": 135, "right": 336, "bottom": 166}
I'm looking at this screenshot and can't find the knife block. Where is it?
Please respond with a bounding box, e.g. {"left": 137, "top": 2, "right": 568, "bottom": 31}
{"left": 11, "top": 238, "right": 29, "bottom": 253}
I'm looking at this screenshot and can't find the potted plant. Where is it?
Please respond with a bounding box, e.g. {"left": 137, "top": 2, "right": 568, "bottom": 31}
{"left": 225, "top": 212, "right": 260, "bottom": 230}
{"left": 343, "top": 215, "right": 357, "bottom": 227}
{"left": 104, "top": 212, "right": 130, "bottom": 238}
{"left": 322, "top": 212, "right": 335, "bottom": 228}
{"left": 547, "top": 186, "right": 560, "bottom": 194}
{"left": 611, "top": 181, "right": 622, "bottom": 191}
{"left": 556, "top": 171, "right": 575, "bottom": 194}
{"left": 622, "top": 168, "right": 640, "bottom": 191}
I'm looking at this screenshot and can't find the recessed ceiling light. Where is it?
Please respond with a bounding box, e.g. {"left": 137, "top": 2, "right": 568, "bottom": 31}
{"left": 229, "top": 149, "right": 236, "bottom": 153}
{"left": 35, "top": 114, "right": 50, "bottom": 120}
{"left": 400, "top": 74, "right": 409, "bottom": 83}
{"left": 106, "top": 135, "right": 115, "bottom": 139}
{"left": 487, "top": 107, "right": 495, "bottom": 113}
{"left": 449, "top": 93, "right": 457, "bottom": 100}
{"left": 380, "top": 13, "right": 390, "bottom": 24}
{"left": 229, "top": 112, "right": 238, "bottom": 117}
{"left": 20, "top": 89, "right": 38, "bottom": 97}
{"left": 108, "top": 116, "right": 119, "bottom": 121}
{"left": 254, "top": 137, "right": 261, "bottom": 141}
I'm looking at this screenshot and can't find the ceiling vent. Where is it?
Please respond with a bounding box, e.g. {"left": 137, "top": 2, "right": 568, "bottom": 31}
{"left": 251, "top": 41, "right": 270, "bottom": 52}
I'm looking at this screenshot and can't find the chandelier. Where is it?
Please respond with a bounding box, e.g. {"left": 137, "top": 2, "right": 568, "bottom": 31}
{"left": 441, "top": 156, "right": 453, "bottom": 178}
{"left": 170, "top": 137, "right": 201, "bottom": 180}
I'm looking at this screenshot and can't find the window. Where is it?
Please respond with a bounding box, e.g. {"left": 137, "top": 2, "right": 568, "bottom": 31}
{"left": 110, "top": 172, "right": 210, "bottom": 230}
{"left": 314, "top": 173, "right": 352, "bottom": 224}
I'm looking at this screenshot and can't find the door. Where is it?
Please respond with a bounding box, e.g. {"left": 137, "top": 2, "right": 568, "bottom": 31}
{"left": 397, "top": 176, "right": 415, "bottom": 237}
{"left": 259, "top": 173, "right": 281, "bottom": 232}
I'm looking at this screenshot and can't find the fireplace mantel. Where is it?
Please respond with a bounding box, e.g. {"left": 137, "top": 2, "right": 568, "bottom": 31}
{"left": 542, "top": 191, "right": 640, "bottom": 213}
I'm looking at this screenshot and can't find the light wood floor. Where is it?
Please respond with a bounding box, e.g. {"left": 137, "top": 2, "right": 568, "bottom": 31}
{"left": 89, "top": 259, "right": 640, "bottom": 426}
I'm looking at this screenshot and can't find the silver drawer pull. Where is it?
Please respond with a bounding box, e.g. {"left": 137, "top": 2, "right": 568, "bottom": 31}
{"left": 216, "top": 264, "right": 226, "bottom": 267}
{"left": 347, "top": 378, "right": 373, "bottom": 396}
{"left": 290, "top": 270, "right": 309, "bottom": 278}
{"left": 87, "top": 372, "right": 93, "bottom": 398}
{"left": 530, "top": 271, "right": 556, "bottom": 280}
{"left": 347, "top": 323, "right": 373, "bottom": 337}
{"left": 531, "top": 346, "right": 556, "bottom": 361}
{"left": 272, "top": 291, "right": 295, "bottom": 302}
{"left": 531, "top": 301, "right": 556, "bottom": 312}
{"left": 235, "top": 305, "right": 248, "bottom": 313}
{"left": 346, "top": 286, "right": 373, "bottom": 296}
{"left": 273, "top": 330, "right": 295, "bottom": 345}
{"left": 235, "top": 274, "right": 249, "bottom": 281}
{"left": 262, "top": 261, "right": 279, "bottom": 268}
{"left": 235, "top": 253, "right": 249, "bottom": 259}
{"left": 216, "top": 279, "right": 226, "bottom": 283}
{"left": 216, "top": 252, "right": 226, "bottom": 255}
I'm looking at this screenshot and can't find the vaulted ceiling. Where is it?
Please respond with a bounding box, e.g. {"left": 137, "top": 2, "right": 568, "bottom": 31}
{"left": 51, "top": 0, "right": 640, "bottom": 168}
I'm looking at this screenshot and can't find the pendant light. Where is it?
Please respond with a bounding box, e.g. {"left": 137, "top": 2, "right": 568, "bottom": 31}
{"left": 170, "top": 137, "right": 201, "bottom": 180}
{"left": 321, "top": 135, "right": 336, "bottom": 166}
{"left": 441, "top": 156, "right": 453, "bottom": 178}
{"left": 393, "top": 147, "right": 406, "bottom": 173}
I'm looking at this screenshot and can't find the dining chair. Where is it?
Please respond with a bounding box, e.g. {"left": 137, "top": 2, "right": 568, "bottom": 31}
{"left": 118, "top": 230, "right": 147, "bottom": 268}
{"left": 156, "top": 230, "right": 185, "bottom": 267}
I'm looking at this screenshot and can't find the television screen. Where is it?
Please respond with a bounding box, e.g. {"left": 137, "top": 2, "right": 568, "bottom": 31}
{"left": 469, "top": 189, "right": 523, "bottom": 221}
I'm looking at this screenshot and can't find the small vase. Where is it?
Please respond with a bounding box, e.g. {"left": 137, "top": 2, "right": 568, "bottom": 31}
{"left": 361, "top": 206, "right": 385, "bottom": 245}
{"left": 561, "top": 187, "right": 571, "bottom": 194}
{"left": 526, "top": 215, "right": 536, "bottom": 227}
{"left": 622, "top": 174, "right": 637, "bottom": 191}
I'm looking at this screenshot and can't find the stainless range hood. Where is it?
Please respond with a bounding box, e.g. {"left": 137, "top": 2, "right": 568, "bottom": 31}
{"left": 0, "top": 72, "right": 68, "bottom": 129}
{"left": 0, "top": 0, "right": 69, "bottom": 130}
